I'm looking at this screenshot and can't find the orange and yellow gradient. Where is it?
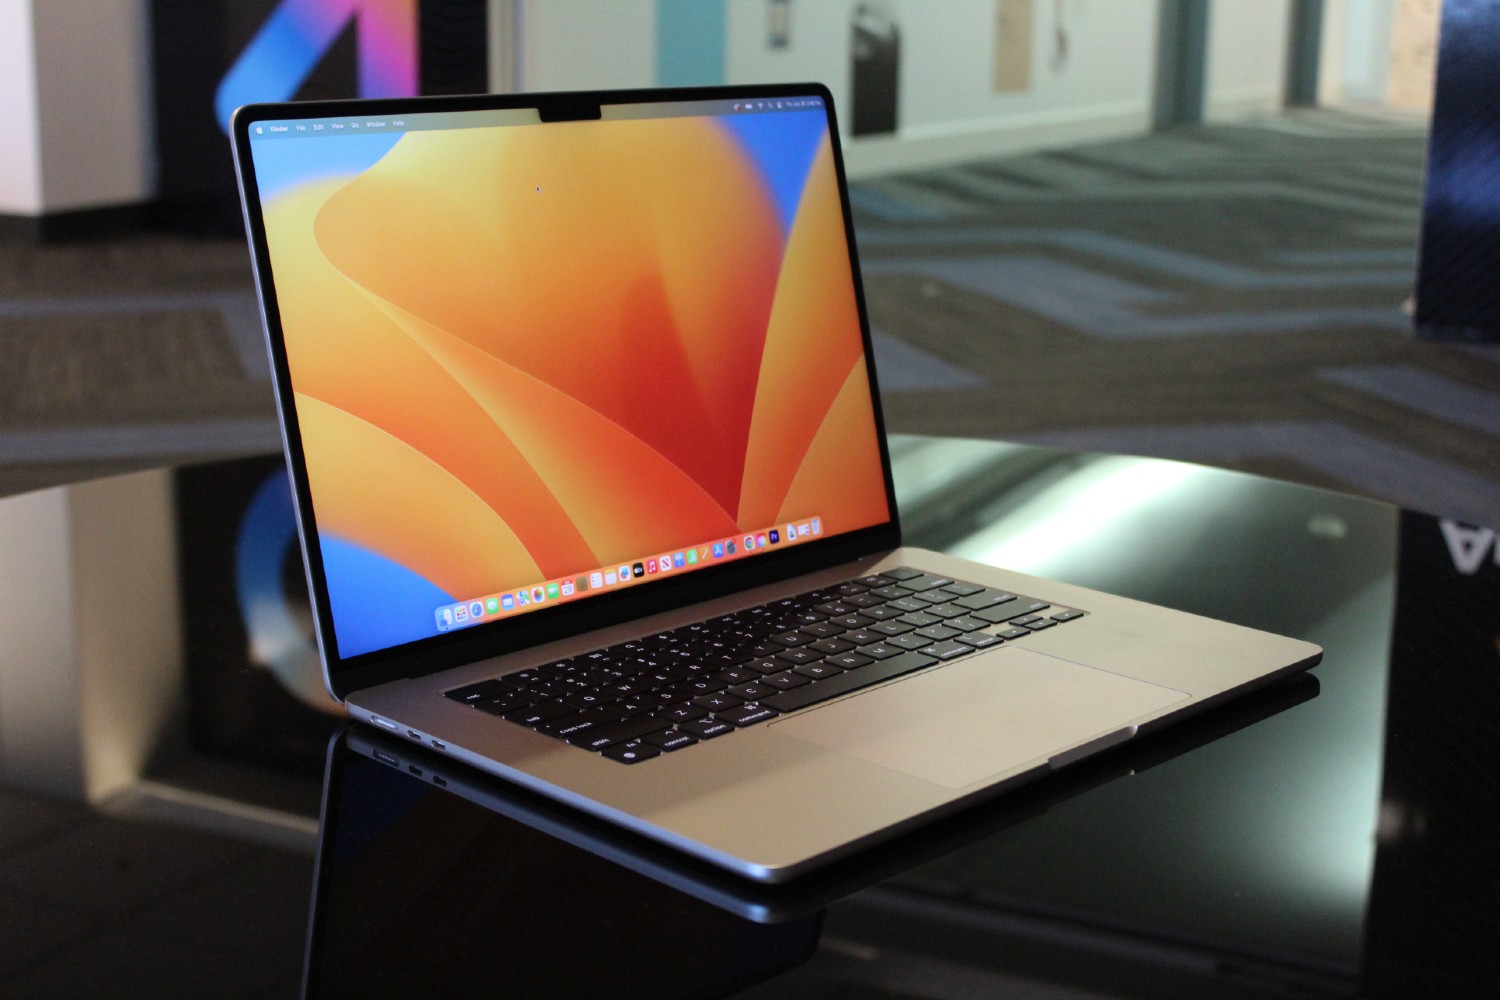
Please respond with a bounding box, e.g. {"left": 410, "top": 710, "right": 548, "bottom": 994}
{"left": 255, "top": 109, "right": 890, "bottom": 657}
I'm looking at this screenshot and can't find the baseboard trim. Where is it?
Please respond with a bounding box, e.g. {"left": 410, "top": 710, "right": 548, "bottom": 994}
{"left": 0, "top": 202, "right": 156, "bottom": 242}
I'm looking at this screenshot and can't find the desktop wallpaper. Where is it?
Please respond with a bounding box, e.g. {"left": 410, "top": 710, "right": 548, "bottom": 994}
{"left": 251, "top": 106, "right": 891, "bottom": 658}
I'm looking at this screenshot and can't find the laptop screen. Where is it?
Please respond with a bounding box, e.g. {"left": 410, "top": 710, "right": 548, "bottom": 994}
{"left": 242, "top": 91, "right": 892, "bottom": 663}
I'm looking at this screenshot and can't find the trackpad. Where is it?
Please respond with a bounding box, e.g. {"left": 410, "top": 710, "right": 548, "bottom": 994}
{"left": 769, "top": 647, "right": 1188, "bottom": 789}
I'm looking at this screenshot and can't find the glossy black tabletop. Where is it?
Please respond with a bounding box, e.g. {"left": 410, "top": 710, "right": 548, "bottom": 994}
{"left": 5, "top": 438, "right": 1498, "bottom": 999}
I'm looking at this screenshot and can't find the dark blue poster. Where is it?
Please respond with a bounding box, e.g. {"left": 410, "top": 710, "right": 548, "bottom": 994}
{"left": 1415, "top": 0, "right": 1500, "bottom": 341}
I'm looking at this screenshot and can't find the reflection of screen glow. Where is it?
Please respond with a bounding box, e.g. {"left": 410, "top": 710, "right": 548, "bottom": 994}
{"left": 951, "top": 457, "right": 1200, "bottom": 574}
{"left": 235, "top": 471, "right": 343, "bottom": 714}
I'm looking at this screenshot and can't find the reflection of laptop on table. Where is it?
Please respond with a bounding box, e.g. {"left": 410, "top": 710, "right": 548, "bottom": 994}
{"left": 231, "top": 83, "right": 1321, "bottom": 882}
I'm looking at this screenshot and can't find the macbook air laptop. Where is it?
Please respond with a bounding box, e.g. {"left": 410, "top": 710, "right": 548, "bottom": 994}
{"left": 231, "top": 83, "right": 1321, "bottom": 882}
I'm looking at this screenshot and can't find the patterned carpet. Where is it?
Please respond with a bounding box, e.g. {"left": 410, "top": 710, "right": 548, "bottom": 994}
{"left": 2, "top": 108, "right": 1496, "bottom": 526}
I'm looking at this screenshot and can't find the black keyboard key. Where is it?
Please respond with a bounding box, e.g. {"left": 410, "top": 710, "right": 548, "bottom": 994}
{"left": 881, "top": 567, "right": 922, "bottom": 580}
{"left": 538, "top": 707, "right": 625, "bottom": 738}
{"left": 745, "top": 657, "right": 786, "bottom": 675}
{"left": 680, "top": 718, "right": 735, "bottom": 740}
{"left": 799, "top": 621, "right": 844, "bottom": 639}
{"left": 446, "top": 678, "right": 513, "bottom": 705}
{"left": 871, "top": 585, "right": 911, "bottom": 600}
{"left": 793, "top": 661, "right": 844, "bottom": 680}
{"left": 568, "top": 714, "right": 671, "bottom": 750}
{"left": 956, "top": 631, "right": 1003, "bottom": 649}
{"left": 772, "top": 631, "right": 812, "bottom": 647}
{"left": 861, "top": 642, "right": 904, "bottom": 659}
{"left": 921, "top": 602, "right": 968, "bottom": 620}
{"left": 826, "top": 651, "right": 873, "bottom": 670}
{"left": 870, "top": 620, "right": 913, "bottom": 636}
{"left": 717, "top": 704, "right": 779, "bottom": 727}
{"left": 828, "top": 613, "right": 872, "bottom": 630}
{"left": 886, "top": 596, "right": 932, "bottom": 613}
{"left": 729, "top": 681, "right": 778, "bottom": 701}
{"left": 914, "top": 624, "right": 961, "bottom": 642}
{"left": 887, "top": 633, "right": 932, "bottom": 650}
{"left": 693, "top": 692, "right": 744, "bottom": 712}
{"left": 1022, "top": 618, "right": 1058, "bottom": 631}
{"left": 809, "top": 637, "right": 855, "bottom": 655}
{"left": 645, "top": 729, "right": 698, "bottom": 751}
{"left": 843, "top": 629, "right": 884, "bottom": 645}
{"left": 503, "top": 700, "right": 577, "bottom": 726}
{"left": 656, "top": 703, "right": 708, "bottom": 724}
{"left": 815, "top": 601, "right": 857, "bottom": 616}
{"left": 860, "top": 604, "right": 906, "bottom": 621}
{"left": 842, "top": 593, "right": 886, "bottom": 609}
{"left": 997, "top": 627, "right": 1030, "bottom": 640}
{"left": 761, "top": 670, "right": 811, "bottom": 691}
{"left": 895, "top": 574, "right": 954, "bottom": 593}
{"left": 939, "top": 581, "right": 984, "bottom": 597}
{"left": 955, "top": 590, "right": 1015, "bottom": 611}
{"left": 776, "top": 647, "right": 824, "bottom": 666}
{"left": 468, "top": 694, "right": 525, "bottom": 716}
{"left": 946, "top": 615, "right": 991, "bottom": 633}
{"left": 1052, "top": 609, "right": 1085, "bottom": 622}
{"left": 508, "top": 668, "right": 548, "bottom": 687}
{"left": 975, "top": 600, "right": 1046, "bottom": 624}
{"left": 761, "top": 650, "right": 937, "bottom": 713}
{"left": 899, "top": 611, "right": 942, "bottom": 628}
{"left": 561, "top": 689, "right": 615, "bottom": 710}
{"left": 919, "top": 640, "right": 973, "bottom": 660}
{"left": 602, "top": 742, "right": 660, "bottom": 764}
{"left": 677, "top": 676, "right": 727, "bottom": 696}
{"left": 1010, "top": 615, "right": 1044, "bottom": 627}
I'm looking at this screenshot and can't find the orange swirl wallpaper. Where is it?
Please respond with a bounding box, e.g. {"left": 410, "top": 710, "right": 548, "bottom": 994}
{"left": 252, "top": 106, "right": 890, "bottom": 657}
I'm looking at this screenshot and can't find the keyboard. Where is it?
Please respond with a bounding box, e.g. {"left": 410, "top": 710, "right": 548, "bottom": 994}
{"left": 444, "top": 567, "right": 1086, "bottom": 764}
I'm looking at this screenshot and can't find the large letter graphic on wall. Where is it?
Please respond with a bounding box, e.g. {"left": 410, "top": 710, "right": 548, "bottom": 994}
{"left": 215, "top": 0, "right": 418, "bottom": 131}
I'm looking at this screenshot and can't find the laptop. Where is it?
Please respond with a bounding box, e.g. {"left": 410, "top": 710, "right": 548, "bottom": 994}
{"left": 230, "top": 83, "right": 1321, "bottom": 882}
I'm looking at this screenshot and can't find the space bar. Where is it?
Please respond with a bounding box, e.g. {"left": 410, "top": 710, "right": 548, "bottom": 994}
{"left": 760, "top": 651, "right": 938, "bottom": 714}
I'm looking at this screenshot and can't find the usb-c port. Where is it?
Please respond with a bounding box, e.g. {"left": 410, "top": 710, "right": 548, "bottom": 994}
{"left": 407, "top": 730, "right": 422, "bottom": 741}
{"left": 431, "top": 740, "right": 447, "bottom": 751}
{"left": 373, "top": 749, "right": 399, "bottom": 767}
